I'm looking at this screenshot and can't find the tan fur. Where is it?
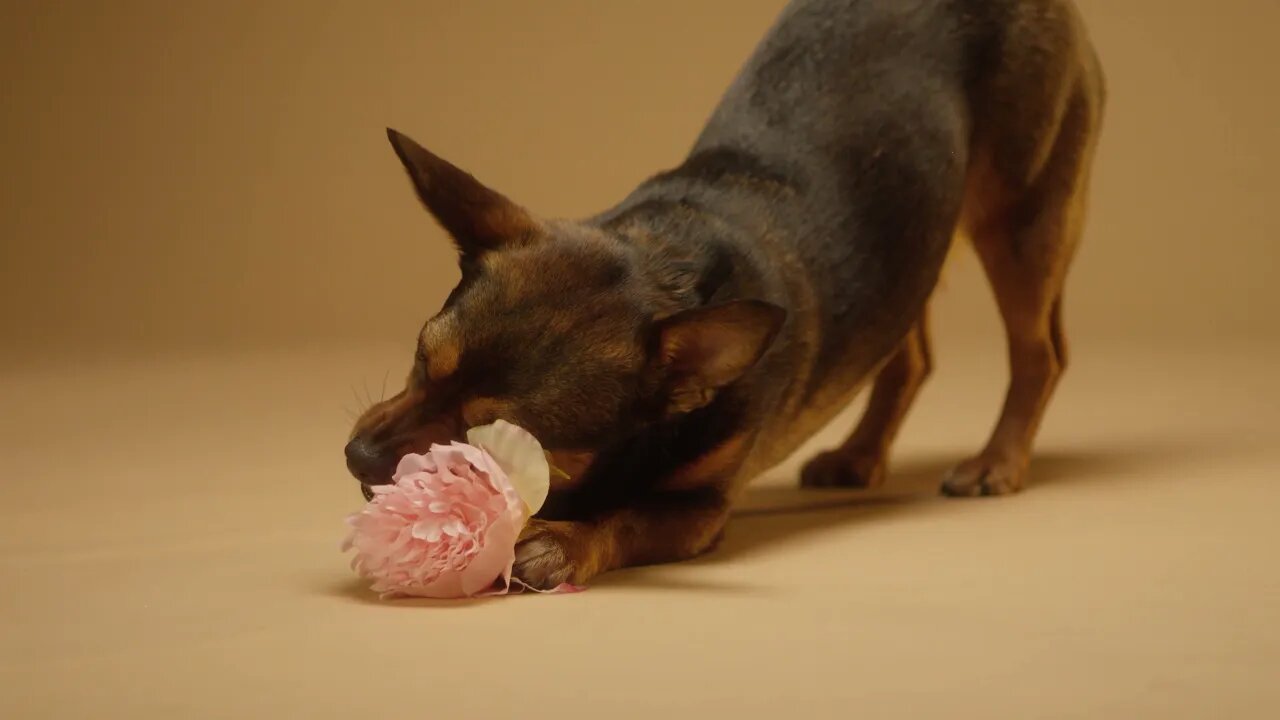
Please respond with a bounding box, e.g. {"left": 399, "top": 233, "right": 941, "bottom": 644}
{"left": 419, "top": 312, "right": 460, "bottom": 380}
{"left": 426, "top": 342, "right": 460, "bottom": 381}
{"left": 662, "top": 433, "right": 753, "bottom": 491}
{"left": 460, "top": 397, "right": 510, "bottom": 428}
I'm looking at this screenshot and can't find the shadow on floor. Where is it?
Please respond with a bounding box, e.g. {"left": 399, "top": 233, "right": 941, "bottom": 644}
{"left": 711, "top": 434, "right": 1249, "bottom": 563}
{"left": 323, "top": 578, "right": 489, "bottom": 608}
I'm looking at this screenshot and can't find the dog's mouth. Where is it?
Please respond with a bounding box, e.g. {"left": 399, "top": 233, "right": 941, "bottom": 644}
{"left": 360, "top": 484, "right": 376, "bottom": 501}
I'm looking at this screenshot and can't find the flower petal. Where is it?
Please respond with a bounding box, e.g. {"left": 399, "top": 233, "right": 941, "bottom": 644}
{"left": 393, "top": 452, "right": 435, "bottom": 481}
{"left": 400, "top": 570, "right": 465, "bottom": 599}
{"left": 452, "top": 442, "right": 526, "bottom": 521}
{"left": 465, "top": 420, "right": 550, "bottom": 515}
{"left": 457, "top": 513, "right": 519, "bottom": 596}
{"left": 410, "top": 518, "right": 444, "bottom": 543}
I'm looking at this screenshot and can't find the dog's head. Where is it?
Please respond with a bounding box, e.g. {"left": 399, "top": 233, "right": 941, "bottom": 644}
{"left": 344, "top": 130, "right": 784, "bottom": 496}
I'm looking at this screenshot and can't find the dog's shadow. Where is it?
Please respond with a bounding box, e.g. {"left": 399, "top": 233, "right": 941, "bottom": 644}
{"left": 706, "top": 437, "right": 1235, "bottom": 565}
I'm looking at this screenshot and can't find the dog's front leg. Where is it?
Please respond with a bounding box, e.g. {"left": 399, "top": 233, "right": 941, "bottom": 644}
{"left": 513, "top": 488, "right": 731, "bottom": 589}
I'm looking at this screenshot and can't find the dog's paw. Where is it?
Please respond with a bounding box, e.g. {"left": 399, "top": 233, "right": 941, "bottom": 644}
{"left": 941, "top": 453, "right": 1028, "bottom": 497}
{"left": 513, "top": 519, "right": 591, "bottom": 590}
{"left": 800, "top": 448, "right": 886, "bottom": 489}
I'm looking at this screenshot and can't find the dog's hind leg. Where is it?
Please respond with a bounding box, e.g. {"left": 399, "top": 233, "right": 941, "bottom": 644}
{"left": 942, "top": 64, "right": 1104, "bottom": 496}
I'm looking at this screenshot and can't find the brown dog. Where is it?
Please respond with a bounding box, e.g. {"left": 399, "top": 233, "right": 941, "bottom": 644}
{"left": 345, "top": 0, "right": 1105, "bottom": 589}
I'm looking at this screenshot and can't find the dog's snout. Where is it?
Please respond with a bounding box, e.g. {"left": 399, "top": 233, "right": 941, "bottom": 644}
{"left": 344, "top": 437, "right": 395, "bottom": 486}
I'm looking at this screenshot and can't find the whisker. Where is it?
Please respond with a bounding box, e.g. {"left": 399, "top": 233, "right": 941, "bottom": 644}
{"left": 380, "top": 370, "right": 390, "bottom": 402}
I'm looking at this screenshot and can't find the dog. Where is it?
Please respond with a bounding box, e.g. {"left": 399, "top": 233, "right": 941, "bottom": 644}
{"left": 345, "top": 0, "right": 1105, "bottom": 589}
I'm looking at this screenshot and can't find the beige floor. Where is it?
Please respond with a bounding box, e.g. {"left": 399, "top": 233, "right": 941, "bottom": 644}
{"left": 3, "top": 341, "right": 1278, "bottom": 718}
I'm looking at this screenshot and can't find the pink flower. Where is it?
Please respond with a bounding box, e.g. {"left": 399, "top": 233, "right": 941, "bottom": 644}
{"left": 341, "top": 420, "right": 579, "bottom": 599}
{"left": 342, "top": 443, "right": 525, "bottom": 598}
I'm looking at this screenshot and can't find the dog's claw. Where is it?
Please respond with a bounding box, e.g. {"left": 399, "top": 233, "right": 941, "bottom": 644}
{"left": 513, "top": 519, "right": 584, "bottom": 590}
{"left": 940, "top": 454, "right": 1027, "bottom": 497}
{"left": 800, "top": 448, "right": 885, "bottom": 489}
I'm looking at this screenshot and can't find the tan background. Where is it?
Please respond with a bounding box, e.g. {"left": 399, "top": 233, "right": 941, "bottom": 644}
{"left": 2, "top": 1, "right": 1278, "bottom": 718}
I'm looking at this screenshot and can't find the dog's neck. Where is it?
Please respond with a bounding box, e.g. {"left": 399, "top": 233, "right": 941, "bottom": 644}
{"left": 591, "top": 196, "right": 757, "bottom": 318}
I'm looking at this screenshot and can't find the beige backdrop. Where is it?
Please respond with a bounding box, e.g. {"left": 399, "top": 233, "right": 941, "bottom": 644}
{"left": 3, "top": 0, "right": 1278, "bottom": 359}
{"left": 3, "top": 2, "right": 1279, "bottom": 719}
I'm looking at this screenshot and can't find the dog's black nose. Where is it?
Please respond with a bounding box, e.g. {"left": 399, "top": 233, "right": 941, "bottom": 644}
{"left": 344, "top": 437, "right": 395, "bottom": 486}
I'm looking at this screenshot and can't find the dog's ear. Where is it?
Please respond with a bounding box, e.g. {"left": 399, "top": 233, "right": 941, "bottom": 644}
{"left": 386, "top": 128, "right": 538, "bottom": 258}
{"left": 652, "top": 299, "right": 786, "bottom": 414}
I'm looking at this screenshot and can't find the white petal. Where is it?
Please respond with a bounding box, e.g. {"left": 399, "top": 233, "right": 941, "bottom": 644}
{"left": 411, "top": 518, "right": 443, "bottom": 542}
{"left": 466, "top": 420, "right": 550, "bottom": 515}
